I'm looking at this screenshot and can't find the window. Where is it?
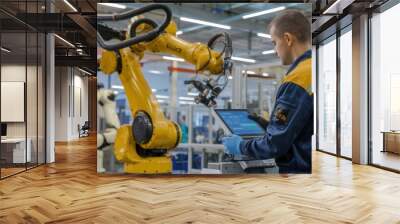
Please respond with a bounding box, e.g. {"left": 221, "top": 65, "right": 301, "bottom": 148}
{"left": 370, "top": 3, "right": 400, "bottom": 171}
{"left": 0, "top": 1, "right": 46, "bottom": 179}
{"left": 339, "top": 28, "right": 352, "bottom": 158}
{"left": 317, "top": 36, "right": 337, "bottom": 154}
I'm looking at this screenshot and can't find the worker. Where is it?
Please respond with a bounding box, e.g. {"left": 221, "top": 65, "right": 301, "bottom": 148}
{"left": 179, "top": 115, "right": 188, "bottom": 143}
{"left": 222, "top": 10, "right": 313, "bottom": 173}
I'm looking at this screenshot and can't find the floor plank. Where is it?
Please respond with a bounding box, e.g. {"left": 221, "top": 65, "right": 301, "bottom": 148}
{"left": 0, "top": 135, "right": 400, "bottom": 223}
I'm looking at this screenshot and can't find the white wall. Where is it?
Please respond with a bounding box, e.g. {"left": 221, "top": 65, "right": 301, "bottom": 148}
{"left": 1, "top": 63, "right": 46, "bottom": 164}
{"left": 55, "top": 66, "right": 69, "bottom": 141}
{"left": 1, "top": 65, "right": 28, "bottom": 138}
{"left": 73, "top": 73, "right": 89, "bottom": 137}
{"left": 54, "top": 67, "right": 89, "bottom": 141}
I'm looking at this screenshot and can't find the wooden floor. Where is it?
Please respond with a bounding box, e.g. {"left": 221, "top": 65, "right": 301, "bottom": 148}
{"left": 1, "top": 167, "right": 26, "bottom": 178}
{"left": 373, "top": 150, "right": 400, "bottom": 171}
{"left": 1, "top": 135, "right": 400, "bottom": 223}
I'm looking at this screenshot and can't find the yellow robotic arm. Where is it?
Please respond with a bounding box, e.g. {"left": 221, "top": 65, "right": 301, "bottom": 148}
{"left": 97, "top": 4, "right": 232, "bottom": 174}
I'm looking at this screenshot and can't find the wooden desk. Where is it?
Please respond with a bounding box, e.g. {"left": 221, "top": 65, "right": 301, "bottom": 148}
{"left": 382, "top": 131, "right": 400, "bottom": 154}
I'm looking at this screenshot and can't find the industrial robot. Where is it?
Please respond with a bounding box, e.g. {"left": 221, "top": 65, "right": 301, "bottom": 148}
{"left": 97, "top": 4, "right": 233, "bottom": 174}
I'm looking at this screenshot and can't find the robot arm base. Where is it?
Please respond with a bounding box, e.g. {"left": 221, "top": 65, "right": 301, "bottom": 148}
{"left": 114, "top": 125, "right": 173, "bottom": 174}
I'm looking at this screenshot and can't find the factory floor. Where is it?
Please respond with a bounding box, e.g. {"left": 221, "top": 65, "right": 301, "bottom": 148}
{"left": 0, "top": 135, "right": 400, "bottom": 223}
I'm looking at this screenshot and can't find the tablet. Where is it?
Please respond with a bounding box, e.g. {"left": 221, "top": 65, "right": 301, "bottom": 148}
{"left": 213, "top": 109, "right": 266, "bottom": 138}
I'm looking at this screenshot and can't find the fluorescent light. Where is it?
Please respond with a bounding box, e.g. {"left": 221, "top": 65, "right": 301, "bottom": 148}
{"left": 1, "top": 47, "right": 11, "bottom": 53}
{"left": 152, "top": 89, "right": 157, "bottom": 92}
{"left": 262, "top": 50, "right": 275, "bottom": 55}
{"left": 176, "top": 30, "right": 183, "bottom": 35}
{"left": 113, "top": 91, "right": 119, "bottom": 95}
{"left": 163, "top": 56, "right": 184, "bottom": 62}
{"left": 112, "top": 85, "right": 124, "bottom": 90}
{"left": 98, "top": 3, "right": 127, "bottom": 9}
{"left": 180, "top": 17, "right": 231, "bottom": 30}
{"left": 247, "top": 71, "right": 256, "bottom": 75}
{"left": 157, "top": 99, "right": 166, "bottom": 103}
{"left": 257, "top": 33, "right": 271, "bottom": 39}
{"left": 228, "top": 76, "right": 233, "bottom": 80}
{"left": 78, "top": 68, "right": 92, "bottom": 75}
{"left": 156, "top": 95, "right": 169, "bottom": 99}
{"left": 149, "top": 70, "right": 161, "bottom": 74}
{"left": 63, "top": 0, "right": 78, "bottom": 12}
{"left": 323, "top": 0, "right": 342, "bottom": 14}
{"left": 54, "top": 34, "right": 75, "bottom": 48}
{"left": 179, "top": 96, "right": 194, "bottom": 101}
{"left": 242, "top": 6, "right": 286, "bottom": 19}
{"left": 179, "top": 101, "right": 195, "bottom": 105}
{"left": 231, "top": 56, "right": 256, "bottom": 63}
{"left": 262, "top": 73, "right": 269, "bottom": 77}
{"left": 187, "top": 92, "right": 198, "bottom": 96}
{"left": 242, "top": 70, "right": 256, "bottom": 75}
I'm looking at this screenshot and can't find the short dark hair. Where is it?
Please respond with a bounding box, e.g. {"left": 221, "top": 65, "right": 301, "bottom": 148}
{"left": 269, "top": 10, "right": 311, "bottom": 43}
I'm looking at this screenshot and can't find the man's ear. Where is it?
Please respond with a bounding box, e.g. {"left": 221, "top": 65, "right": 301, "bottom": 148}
{"left": 283, "top": 32, "right": 293, "bottom": 47}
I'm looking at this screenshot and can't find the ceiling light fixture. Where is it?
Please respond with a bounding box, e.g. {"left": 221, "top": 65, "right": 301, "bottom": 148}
{"left": 257, "top": 33, "right": 271, "bottom": 39}
{"left": 54, "top": 34, "right": 75, "bottom": 48}
{"left": 231, "top": 56, "right": 256, "bottom": 63}
{"left": 179, "top": 101, "right": 195, "bottom": 105}
{"left": 262, "top": 50, "right": 275, "bottom": 55}
{"left": 323, "top": 0, "right": 343, "bottom": 14}
{"left": 1, "top": 47, "right": 11, "bottom": 53}
{"left": 179, "top": 96, "right": 194, "bottom": 101}
{"left": 242, "top": 6, "right": 286, "bottom": 19}
{"left": 244, "top": 70, "right": 256, "bottom": 75}
{"left": 98, "top": 3, "right": 127, "bottom": 9}
{"left": 176, "top": 30, "right": 183, "bottom": 35}
{"left": 262, "top": 73, "right": 269, "bottom": 77}
{"left": 112, "top": 85, "right": 124, "bottom": 90}
{"left": 180, "top": 17, "right": 231, "bottom": 30}
{"left": 78, "top": 68, "right": 92, "bottom": 76}
{"left": 162, "top": 56, "right": 185, "bottom": 62}
{"left": 149, "top": 70, "right": 161, "bottom": 74}
{"left": 63, "top": 0, "right": 78, "bottom": 12}
{"left": 156, "top": 95, "right": 169, "bottom": 99}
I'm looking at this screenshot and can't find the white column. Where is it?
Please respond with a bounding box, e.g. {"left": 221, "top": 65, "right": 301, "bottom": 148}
{"left": 352, "top": 14, "right": 369, "bottom": 164}
{"left": 46, "top": 32, "right": 55, "bottom": 163}
{"left": 232, "top": 65, "right": 243, "bottom": 109}
{"left": 169, "top": 61, "right": 178, "bottom": 122}
{"left": 187, "top": 105, "right": 193, "bottom": 173}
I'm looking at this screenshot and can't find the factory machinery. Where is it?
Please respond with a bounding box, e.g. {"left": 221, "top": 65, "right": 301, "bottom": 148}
{"left": 97, "top": 4, "right": 234, "bottom": 174}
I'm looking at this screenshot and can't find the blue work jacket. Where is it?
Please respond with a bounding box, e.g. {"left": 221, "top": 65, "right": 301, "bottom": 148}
{"left": 240, "top": 50, "right": 313, "bottom": 173}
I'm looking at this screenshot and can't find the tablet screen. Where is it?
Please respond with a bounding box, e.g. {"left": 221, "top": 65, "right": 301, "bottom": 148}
{"left": 215, "top": 110, "right": 265, "bottom": 136}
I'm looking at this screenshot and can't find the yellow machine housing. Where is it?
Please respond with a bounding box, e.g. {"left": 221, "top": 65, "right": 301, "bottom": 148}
{"left": 99, "top": 21, "right": 225, "bottom": 174}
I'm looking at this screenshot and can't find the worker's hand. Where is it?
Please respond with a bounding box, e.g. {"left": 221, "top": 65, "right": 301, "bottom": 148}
{"left": 248, "top": 113, "right": 269, "bottom": 129}
{"left": 222, "top": 134, "right": 243, "bottom": 156}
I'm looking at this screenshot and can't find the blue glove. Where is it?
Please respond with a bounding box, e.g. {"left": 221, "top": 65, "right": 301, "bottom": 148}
{"left": 222, "top": 134, "right": 243, "bottom": 156}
